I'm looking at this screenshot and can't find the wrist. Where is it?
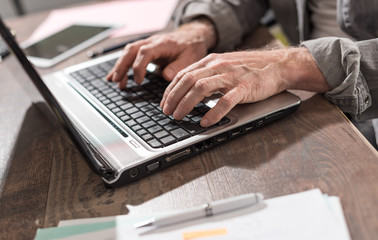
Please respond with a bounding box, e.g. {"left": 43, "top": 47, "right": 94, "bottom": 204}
{"left": 283, "top": 47, "right": 330, "bottom": 93}
{"left": 178, "top": 17, "right": 217, "bottom": 50}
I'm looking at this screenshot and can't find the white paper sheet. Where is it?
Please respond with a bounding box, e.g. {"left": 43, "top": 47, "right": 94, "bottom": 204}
{"left": 114, "top": 189, "right": 350, "bottom": 240}
{"left": 27, "top": 0, "right": 178, "bottom": 42}
{"left": 37, "top": 189, "right": 351, "bottom": 240}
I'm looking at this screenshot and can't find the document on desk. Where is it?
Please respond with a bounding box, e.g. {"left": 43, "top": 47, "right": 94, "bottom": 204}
{"left": 34, "top": 189, "right": 351, "bottom": 240}
{"left": 27, "top": 0, "right": 179, "bottom": 43}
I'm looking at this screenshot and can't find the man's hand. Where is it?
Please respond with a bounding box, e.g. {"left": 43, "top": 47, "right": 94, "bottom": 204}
{"left": 161, "top": 47, "right": 330, "bottom": 127}
{"left": 106, "top": 18, "right": 217, "bottom": 89}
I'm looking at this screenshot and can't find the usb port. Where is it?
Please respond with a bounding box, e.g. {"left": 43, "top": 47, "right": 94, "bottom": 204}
{"left": 146, "top": 161, "right": 160, "bottom": 171}
{"left": 231, "top": 128, "right": 242, "bottom": 136}
{"left": 216, "top": 134, "right": 228, "bottom": 143}
{"left": 245, "top": 123, "right": 255, "bottom": 131}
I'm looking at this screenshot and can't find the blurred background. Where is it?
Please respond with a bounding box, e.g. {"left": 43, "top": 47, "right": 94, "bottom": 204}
{"left": 0, "top": 0, "right": 91, "bottom": 18}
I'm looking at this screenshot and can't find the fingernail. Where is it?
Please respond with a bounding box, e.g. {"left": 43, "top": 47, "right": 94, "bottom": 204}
{"left": 173, "top": 109, "right": 183, "bottom": 120}
{"left": 163, "top": 104, "right": 171, "bottom": 115}
{"left": 200, "top": 118, "right": 210, "bottom": 127}
{"left": 164, "top": 67, "right": 174, "bottom": 81}
{"left": 112, "top": 72, "right": 119, "bottom": 82}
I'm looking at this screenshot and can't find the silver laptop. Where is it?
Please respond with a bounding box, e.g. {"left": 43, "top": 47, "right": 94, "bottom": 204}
{"left": 0, "top": 17, "right": 301, "bottom": 187}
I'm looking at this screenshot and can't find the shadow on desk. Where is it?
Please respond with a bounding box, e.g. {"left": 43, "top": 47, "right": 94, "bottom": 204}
{"left": 0, "top": 94, "right": 347, "bottom": 239}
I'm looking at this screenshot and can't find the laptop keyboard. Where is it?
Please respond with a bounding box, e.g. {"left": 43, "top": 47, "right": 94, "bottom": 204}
{"left": 69, "top": 58, "right": 229, "bottom": 148}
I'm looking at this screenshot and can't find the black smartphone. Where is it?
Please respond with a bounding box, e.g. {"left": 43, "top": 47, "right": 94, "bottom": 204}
{"left": 22, "top": 23, "right": 117, "bottom": 68}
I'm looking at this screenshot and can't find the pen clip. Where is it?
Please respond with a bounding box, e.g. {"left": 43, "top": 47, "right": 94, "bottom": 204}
{"left": 203, "top": 203, "right": 213, "bottom": 217}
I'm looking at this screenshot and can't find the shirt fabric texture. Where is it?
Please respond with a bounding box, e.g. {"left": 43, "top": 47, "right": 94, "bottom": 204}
{"left": 177, "top": 0, "right": 378, "bottom": 122}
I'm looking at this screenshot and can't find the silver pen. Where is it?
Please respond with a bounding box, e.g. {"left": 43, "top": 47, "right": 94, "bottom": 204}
{"left": 134, "top": 192, "right": 264, "bottom": 228}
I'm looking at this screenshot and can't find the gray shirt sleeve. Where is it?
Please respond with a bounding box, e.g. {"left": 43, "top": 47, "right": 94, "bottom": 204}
{"left": 302, "top": 38, "right": 378, "bottom": 121}
{"left": 179, "top": 0, "right": 269, "bottom": 52}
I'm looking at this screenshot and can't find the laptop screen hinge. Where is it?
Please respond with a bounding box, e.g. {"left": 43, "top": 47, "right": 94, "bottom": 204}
{"left": 85, "top": 141, "right": 116, "bottom": 180}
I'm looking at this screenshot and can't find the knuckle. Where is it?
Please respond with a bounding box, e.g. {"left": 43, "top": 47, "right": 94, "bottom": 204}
{"left": 207, "top": 53, "right": 219, "bottom": 60}
{"left": 124, "top": 43, "right": 137, "bottom": 52}
{"left": 193, "top": 79, "right": 208, "bottom": 93}
{"left": 220, "top": 95, "right": 234, "bottom": 109}
{"left": 182, "top": 72, "right": 196, "bottom": 83}
{"left": 138, "top": 45, "right": 151, "bottom": 56}
{"left": 213, "top": 60, "right": 229, "bottom": 70}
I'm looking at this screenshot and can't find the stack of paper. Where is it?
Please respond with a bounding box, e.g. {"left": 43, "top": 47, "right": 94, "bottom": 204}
{"left": 34, "top": 189, "right": 351, "bottom": 240}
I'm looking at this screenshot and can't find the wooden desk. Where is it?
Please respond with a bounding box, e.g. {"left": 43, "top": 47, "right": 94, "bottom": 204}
{"left": 1, "top": 9, "right": 378, "bottom": 240}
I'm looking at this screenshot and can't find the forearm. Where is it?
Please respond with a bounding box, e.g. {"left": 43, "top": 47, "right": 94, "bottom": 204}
{"left": 282, "top": 47, "right": 330, "bottom": 93}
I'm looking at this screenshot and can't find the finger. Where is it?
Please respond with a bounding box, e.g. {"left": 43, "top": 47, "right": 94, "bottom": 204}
{"left": 200, "top": 88, "right": 242, "bottom": 127}
{"left": 160, "top": 58, "right": 209, "bottom": 108}
{"left": 118, "top": 74, "right": 129, "bottom": 90}
{"left": 162, "top": 67, "right": 215, "bottom": 116}
{"left": 133, "top": 40, "right": 181, "bottom": 84}
{"left": 172, "top": 75, "right": 225, "bottom": 120}
{"left": 161, "top": 54, "right": 198, "bottom": 81}
{"left": 107, "top": 39, "right": 150, "bottom": 83}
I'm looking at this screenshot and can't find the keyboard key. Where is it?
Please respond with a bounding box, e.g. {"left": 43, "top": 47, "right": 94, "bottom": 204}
{"left": 190, "top": 115, "right": 203, "bottom": 123}
{"left": 116, "top": 111, "right": 126, "bottom": 117}
{"left": 136, "top": 115, "right": 150, "bottom": 124}
{"left": 131, "top": 124, "right": 142, "bottom": 132}
{"left": 163, "top": 122, "right": 179, "bottom": 131}
{"left": 161, "top": 135, "right": 177, "bottom": 146}
{"left": 142, "top": 121, "right": 156, "bottom": 129}
{"left": 171, "top": 128, "right": 190, "bottom": 140}
{"left": 106, "top": 103, "right": 117, "bottom": 110}
{"left": 152, "top": 113, "right": 166, "bottom": 121}
{"left": 137, "top": 129, "right": 148, "bottom": 136}
{"left": 142, "top": 133, "right": 153, "bottom": 141}
{"left": 120, "top": 114, "right": 130, "bottom": 122}
{"left": 125, "top": 107, "right": 138, "bottom": 115}
{"left": 110, "top": 107, "right": 121, "bottom": 114}
{"left": 178, "top": 120, "right": 206, "bottom": 135}
{"left": 139, "top": 105, "right": 155, "bottom": 113}
{"left": 153, "top": 130, "right": 169, "bottom": 139}
{"left": 148, "top": 125, "right": 163, "bottom": 134}
{"left": 147, "top": 139, "right": 163, "bottom": 148}
{"left": 135, "top": 101, "right": 149, "bottom": 108}
{"left": 131, "top": 111, "right": 144, "bottom": 119}
{"left": 125, "top": 119, "right": 137, "bottom": 127}
{"left": 119, "top": 102, "right": 133, "bottom": 110}
{"left": 157, "top": 117, "right": 171, "bottom": 126}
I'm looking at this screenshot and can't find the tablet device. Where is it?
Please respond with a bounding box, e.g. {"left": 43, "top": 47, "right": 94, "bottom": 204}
{"left": 22, "top": 23, "right": 117, "bottom": 68}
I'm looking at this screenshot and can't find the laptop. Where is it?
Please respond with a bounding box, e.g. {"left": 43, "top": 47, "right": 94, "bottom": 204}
{"left": 0, "top": 16, "right": 301, "bottom": 187}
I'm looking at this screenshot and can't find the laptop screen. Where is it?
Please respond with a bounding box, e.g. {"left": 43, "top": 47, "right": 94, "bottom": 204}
{"left": 0, "top": 16, "right": 114, "bottom": 179}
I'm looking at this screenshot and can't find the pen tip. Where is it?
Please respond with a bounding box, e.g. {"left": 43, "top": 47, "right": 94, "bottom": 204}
{"left": 134, "top": 219, "right": 154, "bottom": 228}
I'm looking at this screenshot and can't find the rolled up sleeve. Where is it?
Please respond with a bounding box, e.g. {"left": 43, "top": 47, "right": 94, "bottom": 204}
{"left": 302, "top": 37, "right": 378, "bottom": 121}
{"left": 179, "top": 0, "right": 269, "bottom": 52}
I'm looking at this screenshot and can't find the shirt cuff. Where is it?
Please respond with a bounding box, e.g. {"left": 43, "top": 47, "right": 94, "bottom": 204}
{"left": 301, "top": 37, "right": 371, "bottom": 119}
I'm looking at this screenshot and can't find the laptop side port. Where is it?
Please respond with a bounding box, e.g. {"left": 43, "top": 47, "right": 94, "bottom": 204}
{"left": 215, "top": 133, "right": 228, "bottom": 143}
{"left": 165, "top": 149, "right": 191, "bottom": 162}
{"left": 245, "top": 122, "right": 255, "bottom": 131}
{"left": 257, "top": 119, "right": 264, "bottom": 127}
{"left": 194, "top": 142, "right": 205, "bottom": 152}
{"left": 129, "top": 168, "right": 139, "bottom": 178}
{"left": 231, "top": 128, "right": 242, "bottom": 137}
{"left": 146, "top": 161, "right": 160, "bottom": 171}
{"left": 204, "top": 139, "right": 213, "bottom": 149}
